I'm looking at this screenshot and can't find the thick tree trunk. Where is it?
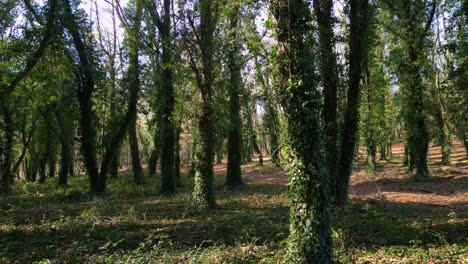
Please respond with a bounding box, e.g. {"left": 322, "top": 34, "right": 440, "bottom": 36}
{"left": 191, "top": 0, "right": 218, "bottom": 210}
{"left": 272, "top": 0, "right": 332, "bottom": 262}
{"left": 225, "top": 5, "right": 243, "bottom": 188}
{"left": 314, "top": 0, "right": 339, "bottom": 196}
{"left": 158, "top": 0, "right": 176, "bottom": 194}
{"left": 336, "top": 0, "right": 369, "bottom": 206}
{"left": 78, "top": 100, "right": 102, "bottom": 193}
{"left": 0, "top": 106, "right": 13, "bottom": 193}
{"left": 407, "top": 46, "right": 430, "bottom": 180}
{"left": 193, "top": 100, "right": 216, "bottom": 209}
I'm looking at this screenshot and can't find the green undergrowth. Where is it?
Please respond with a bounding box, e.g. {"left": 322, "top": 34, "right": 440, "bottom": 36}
{"left": 0, "top": 162, "right": 466, "bottom": 263}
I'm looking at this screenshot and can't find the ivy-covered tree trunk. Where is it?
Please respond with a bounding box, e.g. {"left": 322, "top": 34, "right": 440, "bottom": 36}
{"left": 243, "top": 104, "right": 254, "bottom": 164}
{"left": 366, "top": 145, "right": 376, "bottom": 173}
{"left": 313, "top": 0, "right": 339, "bottom": 194}
{"left": 225, "top": 4, "right": 243, "bottom": 188}
{"left": 128, "top": 0, "right": 144, "bottom": 185}
{"left": 386, "top": 0, "right": 436, "bottom": 180}
{"left": 266, "top": 105, "right": 280, "bottom": 166}
{"left": 272, "top": 0, "right": 332, "bottom": 262}
{"left": 174, "top": 125, "right": 181, "bottom": 186}
{"left": 192, "top": 0, "right": 218, "bottom": 210}
{"left": 158, "top": 0, "right": 176, "bottom": 194}
{"left": 336, "top": 0, "right": 369, "bottom": 206}
{"left": 0, "top": 105, "right": 13, "bottom": 193}
{"left": 404, "top": 48, "right": 430, "bottom": 179}
{"left": 433, "top": 84, "right": 451, "bottom": 165}
{"left": 379, "top": 145, "right": 386, "bottom": 160}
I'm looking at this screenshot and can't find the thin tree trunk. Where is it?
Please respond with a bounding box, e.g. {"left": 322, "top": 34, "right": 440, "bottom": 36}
{"left": 174, "top": 125, "right": 181, "bottom": 187}
{"left": 58, "top": 139, "right": 71, "bottom": 185}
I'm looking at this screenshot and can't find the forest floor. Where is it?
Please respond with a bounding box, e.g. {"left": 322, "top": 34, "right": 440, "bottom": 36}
{"left": 0, "top": 143, "right": 467, "bottom": 263}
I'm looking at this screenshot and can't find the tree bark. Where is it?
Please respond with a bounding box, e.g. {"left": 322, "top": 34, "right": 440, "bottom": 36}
{"left": 191, "top": 0, "right": 218, "bottom": 210}
{"left": 272, "top": 0, "right": 332, "bottom": 262}
{"left": 336, "top": 0, "right": 369, "bottom": 205}
{"left": 313, "top": 0, "right": 339, "bottom": 196}
{"left": 0, "top": 106, "right": 13, "bottom": 193}
{"left": 127, "top": 0, "right": 144, "bottom": 185}
{"left": 225, "top": 4, "right": 243, "bottom": 188}
{"left": 157, "top": 0, "right": 176, "bottom": 194}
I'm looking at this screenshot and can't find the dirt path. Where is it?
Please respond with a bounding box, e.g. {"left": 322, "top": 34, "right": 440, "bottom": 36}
{"left": 215, "top": 142, "right": 468, "bottom": 213}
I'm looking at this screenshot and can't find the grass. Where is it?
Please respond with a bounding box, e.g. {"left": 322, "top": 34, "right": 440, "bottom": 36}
{"left": 1, "top": 153, "right": 467, "bottom": 263}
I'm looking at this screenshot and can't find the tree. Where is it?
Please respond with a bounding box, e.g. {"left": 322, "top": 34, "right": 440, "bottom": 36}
{"left": 0, "top": 0, "right": 57, "bottom": 193}
{"left": 313, "top": 0, "right": 339, "bottom": 194}
{"left": 272, "top": 0, "right": 332, "bottom": 261}
{"left": 183, "top": 0, "right": 220, "bottom": 209}
{"left": 336, "top": 0, "right": 370, "bottom": 205}
{"left": 126, "top": 0, "right": 144, "bottom": 184}
{"left": 61, "top": 0, "right": 144, "bottom": 193}
{"left": 383, "top": 0, "right": 437, "bottom": 180}
{"left": 225, "top": 3, "right": 243, "bottom": 188}
{"left": 144, "top": 0, "right": 176, "bottom": 194}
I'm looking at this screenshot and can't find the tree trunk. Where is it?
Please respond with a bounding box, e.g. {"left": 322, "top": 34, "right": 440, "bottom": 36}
{"left": 379, "top": 144, "right": 386, "bottom": 160}
{"left": 62, "top": 0, "right": 103, "bottom": 194}
{"left": 314, "top": 0, "right": 339, "bottom": 196}
{"left": 148, "top": 136, "right": 159, "bottom": 177}
{"left": 127, "top": 0, "right": 144, "bottom": 185}
{"left": 336, "top": 0, "right": 369, "bottom": 206}
{"left": 225, "top": 4, "right": 243, "bottom": 188}
{"left": 463, "top": 136, "right": 468, "bottom": 160}
{"left": 406, "top": 46, "right": 430, "bottom": 180}
{"left": 0, "top": 105, "right": 13, "bottom": 193}
{"left": 272, "top": 0, "right": 332, "bottom": 262}
{"left": 174, "top": 125, "right": 181, "bottom": 187}
{"left": 216, "top": 147, "right": 223, "bottom": 164}
{"left": 366, "top": 145, "right": 376, "bottom": 173}
{"left": 404, "top": 144, "right": 409, "bottom": 165}
{"left": 191, "top": 0, "right": 218, "bottom": 210}
{"left": 58, "top": 139, "right": 71, "bottom": 185}
{"left": 159, "top": 0, "right": 176, "bottom": 194}
{"left": 110, "top": 147, "right": 120, "bottom": 179}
